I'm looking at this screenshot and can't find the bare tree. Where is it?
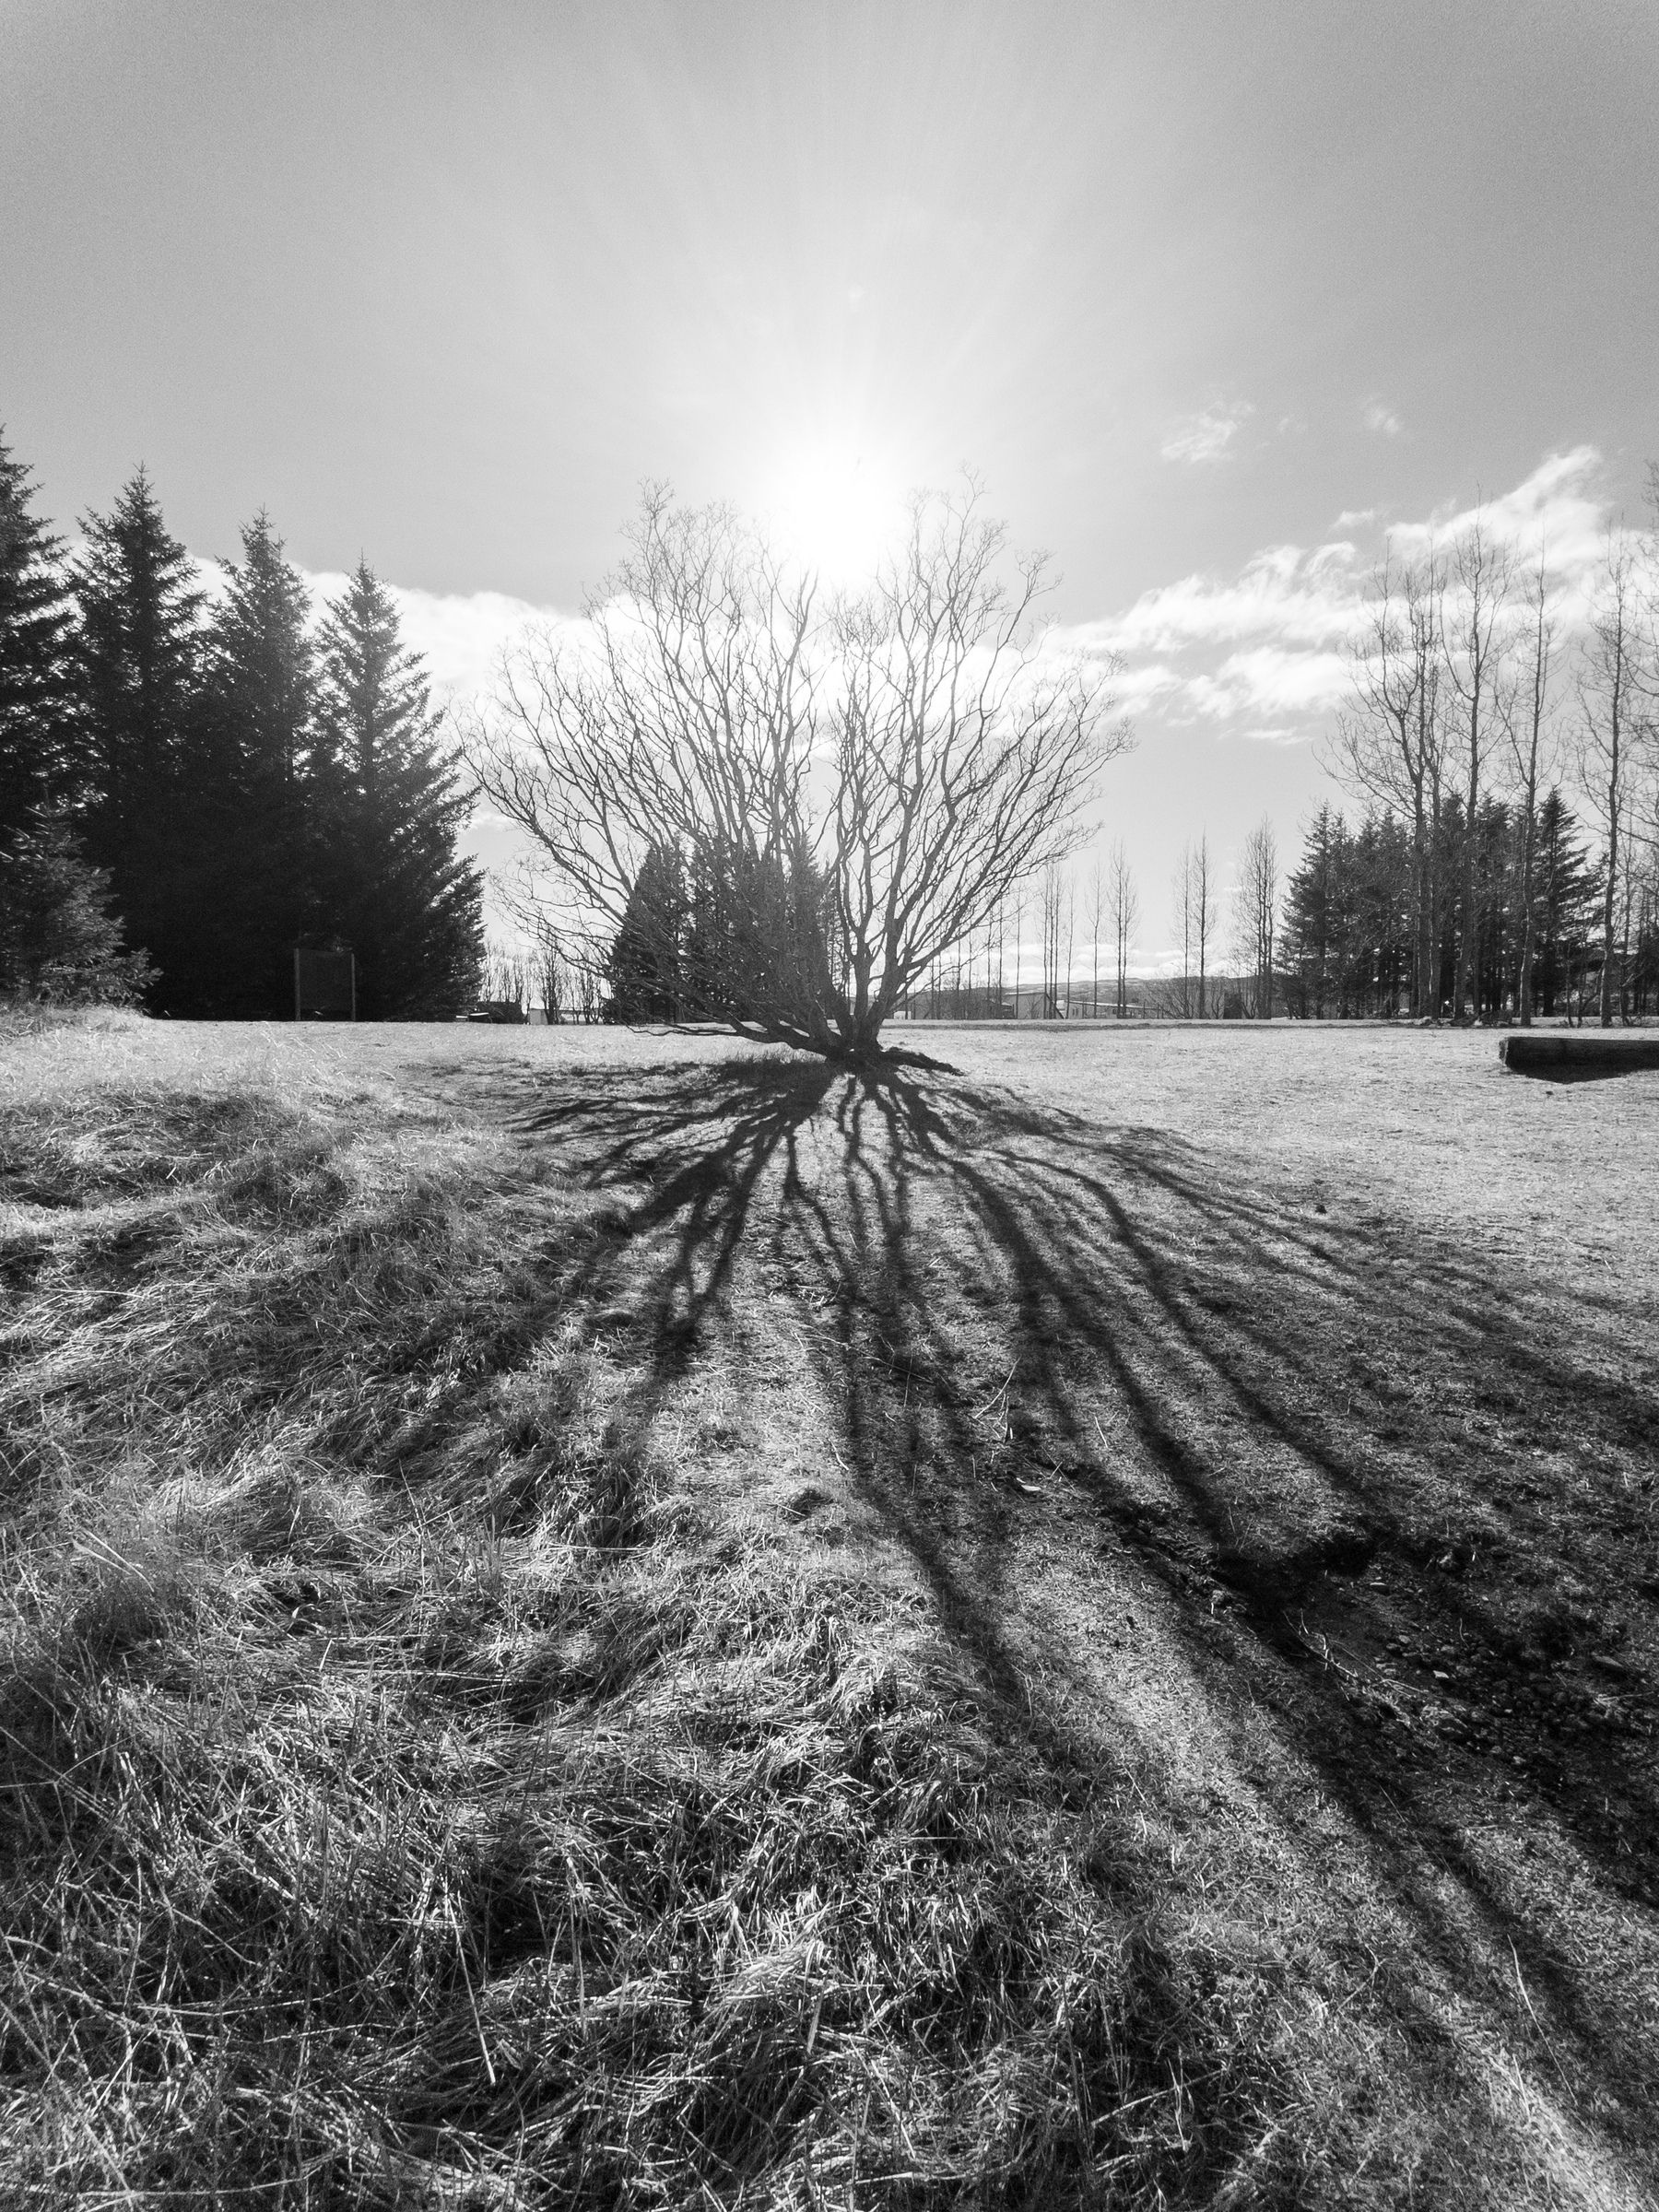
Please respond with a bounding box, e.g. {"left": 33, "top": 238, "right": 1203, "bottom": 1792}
{"left": 1086, "top": 848, "right": 1105, "bottom": 1017}
{"left": 1577, "top": 531, "right": 1644, "bottom": 1027}
{"left": 1501, "top": 550, "right": 1560, "bottom": 1027}
{"left": 1324, "top": 551, "right": 1447, "bottom": 1016}
{"left": 1040, "top": 862, "right": 1076, "bottom": 1015}
{"left": 527, "top": 901, "right": 566, "bottom": 1022}
{"left": 1063, "top": 868, "right": 1077, "bottom": 1016}
{"left": 1192, "top": 832, "right": 1219, "bottom": 1017}
{"left": 1233, "top": 819, "right": 1278, "bottom": 1018}
{"left": 469, "top": 483, "right": 1129, "bottom": 1062}
{"left": 482, "top": 939, "right": 527, "bottom": 1018}
{"left": 1171, "top": 842, "right": 1194, "bottom": 1017}
{"left": 1107, "top": 839, "right": 1138, "bottom": 1018}
{"left": 1441, "top": 515, "right": 1516, "bottom": 1020}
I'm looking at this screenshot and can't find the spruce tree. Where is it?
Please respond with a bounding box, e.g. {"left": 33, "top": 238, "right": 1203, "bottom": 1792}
{"left": 71, "top": 467, "right": 203, "bottom": 864}
{"left": 608, "top": 841, "right": 686, "bottom": 1019}
{"left": 1532, "top": 789, "right": 1601, "bottom": 1017}
{"left": 0, "top": 429, "right": 75, "bottom": 841}
{"left": 69, "top": 469, "right": 204, "bottom": 1004}
{"left": 312, "top": 561, "right": 482, "bottom": 1018}
{"left": 0, "top": 820, "right": 155, "bottom": 1005}
{"left": 195, "top": 512, "right": 316, "bottom": 1013}
{"left": 1282, "top": 806, "right": 1344, "bottom": 1016}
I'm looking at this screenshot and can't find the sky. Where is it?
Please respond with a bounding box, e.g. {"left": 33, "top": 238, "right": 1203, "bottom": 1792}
{"left": 4, "top": 0, "right": 1657, "bottom": 963}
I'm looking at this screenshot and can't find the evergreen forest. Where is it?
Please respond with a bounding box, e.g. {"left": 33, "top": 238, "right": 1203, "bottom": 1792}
{"left": 0, "top": 430, "right": 483, "bottom": 1018}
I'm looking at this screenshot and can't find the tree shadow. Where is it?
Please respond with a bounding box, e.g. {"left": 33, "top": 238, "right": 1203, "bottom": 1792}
{"left": 509, "top": 1049, "right": 1659, "bottom": 2168}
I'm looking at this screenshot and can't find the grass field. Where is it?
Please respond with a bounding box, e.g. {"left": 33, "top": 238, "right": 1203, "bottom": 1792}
{"left": 2, "top": 1012, "right": 1656, "bottom": 2208}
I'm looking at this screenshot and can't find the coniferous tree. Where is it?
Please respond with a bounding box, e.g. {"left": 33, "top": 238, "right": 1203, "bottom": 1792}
{"left": 0, "top": 820, "right": 155, "bottom": 1005}
{"left": 608, "top": 841, "right": 686, "bottom": 1019}
{"left": 69, "top": 469, "right": 204, "bottom": 1001}
{"left": 194, "top": 512, "right": 316, "bottom": 1012}
{"left": 0, "top": 429, "right": 75, "bottom": 841}
{"left": 71, "top": 467, "right": 203, "bottom": 865}
{"left": 312, "top": 560, "right": 482, "bottom": 1018}
{"left": 1532, "top": 789, "right": 1601, "bottom": 1017}
{"left": 1282, "top": 805, "right": 1346, "bottom": 1016}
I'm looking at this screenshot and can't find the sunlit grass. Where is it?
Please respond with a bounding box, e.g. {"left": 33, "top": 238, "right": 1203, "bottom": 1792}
{"left": 2, "top": 1012, "right": 1654, "bottom": 2208}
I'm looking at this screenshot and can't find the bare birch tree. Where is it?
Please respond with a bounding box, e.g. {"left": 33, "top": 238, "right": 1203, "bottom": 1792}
{"left": 1041, "top": 862, "right": 1068, "bottom": 1015}
{"left": 1501, "top": 550, "right": 1560, "bottom": 1026}
{"left": 1192, "top": 832, "right": 1219, "bottom": 1017}
{"left": 1441, "top": 516, "right": 1515, "bottom": 1020}
{"left": 1577, "top": 531, "right": 1644, "bottom": 1027}
{"left": 468, "top": 483, "right": 1128, "bottom": 1061}
{"left": 1324, "top": 550, "right": 1447, "bottom": 1016}
{"left": 1107, "top": 839, "right": 1138, "bottom": 1018}
{"left": 1234, "top": 819, "right": 1278, "bottom": 1018}
{"left": 1171, "top": 841, "right": 1195, "bottom": 1017}
{"left": 1087, "top": 847, "right": 1105, "bottom": 1017}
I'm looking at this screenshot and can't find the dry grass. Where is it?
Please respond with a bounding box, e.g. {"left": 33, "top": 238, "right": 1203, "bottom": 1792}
{"left": 2, "top": 1011, "right": 1656, "bottom": 2208}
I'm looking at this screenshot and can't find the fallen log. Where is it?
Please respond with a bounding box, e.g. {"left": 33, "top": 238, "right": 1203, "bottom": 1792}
{"left": 1500, "top": 1031, "right": 1659, "bottom": 1077}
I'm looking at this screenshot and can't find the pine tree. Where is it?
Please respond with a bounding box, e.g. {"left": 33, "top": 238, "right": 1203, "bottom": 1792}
{"left": 194, "top": 513, "right": 316, "bottom": 1013}
{"left": 71, "top": 467, "right": 204, "bottom": 865}
{"left": 1532, "top": 789, "right": 1601, "bottom": 1018}
{"left": 679, "top": 834, "right": 835, "bottom": 1040}
{"left": 68, "top": 470, "right": 205, "bottom": 1005}
{"left": 312, "top": 561, "right": 482, "bottom": 1018}
{"left": 608, "top": 841, "right": 686, "bottom": 1019}
{"left": 1282, "top": 805, "right": 1345, "bottom": 1016}
{"left": 0, "top": 429, "right": 75, "bottom": 840}
{"left": 0, "top": 820, "right": 155, "bottom": 1005}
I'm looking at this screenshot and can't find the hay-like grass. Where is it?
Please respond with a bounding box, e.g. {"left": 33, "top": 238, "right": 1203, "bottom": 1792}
{"left": 0, "top": 1015, "right": 1287, "bottom": 2209}
{"left": 3, "top": 1012, "right": 1654, "bottom": 2208}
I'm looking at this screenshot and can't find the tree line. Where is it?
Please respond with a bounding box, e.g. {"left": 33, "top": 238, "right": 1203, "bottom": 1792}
{"left": 1322, "top": 498, "right": 1659, "bottom": 1027}
{"left": 0, "top": 428, "right": 482, "bottom": 1016}
{"left": 1276, "top": 788, "right": 1656, "bottom": 1019}
{"left": 902, "top": 493, "right": 1659, "bottom": 1030}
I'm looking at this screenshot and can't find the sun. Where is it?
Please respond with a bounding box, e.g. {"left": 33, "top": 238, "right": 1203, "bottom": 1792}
{"left": 761, "top": 438, "right": 908, "bottom": 584}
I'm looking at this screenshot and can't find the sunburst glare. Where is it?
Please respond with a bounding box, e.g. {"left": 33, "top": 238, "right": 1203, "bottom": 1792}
{"left": 760, "top": 435, "right": 909, "bottom": 584}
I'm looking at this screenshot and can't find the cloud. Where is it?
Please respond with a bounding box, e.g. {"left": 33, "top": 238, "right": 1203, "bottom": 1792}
{"left": 1363, "top": 397, "right": 1404, "bottom": 436}
{"left": 1069, "top": 538, "right": 1361, "bottom": 663}
{"left": 1159, "top": 401, "right": 1253, "bottom": 465}
{"left": 193, "top": 445, "right": 1613, "bottom": 803}
{"left": 1386, "top": 444, "right": 1608, "bottom": 598}
{"left": 1059, "top": 445, "right": 1617, "bottom": 747}
{"left": 301, "top": 571, "right": 564, "bottom": 702}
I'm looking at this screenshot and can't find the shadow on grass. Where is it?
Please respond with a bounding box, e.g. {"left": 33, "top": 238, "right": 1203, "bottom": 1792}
{"left": 516, "top": 1049, "right": 1659, "bottom": 2158}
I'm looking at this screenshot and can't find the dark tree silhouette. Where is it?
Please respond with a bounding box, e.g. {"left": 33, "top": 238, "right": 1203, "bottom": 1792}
{"left": 312, "top": 561, "right": 482, "bottom": 1018}
{"left": 0, "top": 429, "right": 75, "bottom": 841}
{"left": 71, "top": 467, "right": 203, "bottom": 867}
{"left": 607, "top": 841, "right": 686, "bottom": 1020}
{"left": 68, "top": 468, "right": 205, "bottom": 1003}
{"left": 190, "top": 512, "right": 317, "bottom": 1013}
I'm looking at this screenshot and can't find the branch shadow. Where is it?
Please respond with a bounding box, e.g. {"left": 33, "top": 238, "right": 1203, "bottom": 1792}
{"left": 510, "top": 1048, "right": 1659, "bottom": 2170}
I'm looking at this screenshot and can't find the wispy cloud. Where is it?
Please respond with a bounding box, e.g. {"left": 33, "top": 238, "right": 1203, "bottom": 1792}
{"left": 1362, "top": 397, "right": 1403, "bottom": 436}
{"left": 1386, "top": 444, "right": 1607, "bottom": 587}
{"left": 1063, "top": 446, "right": 1613, "bottom": 745}
{"left": 1159, "top": 400, "right": 1253, "bottom": 465}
